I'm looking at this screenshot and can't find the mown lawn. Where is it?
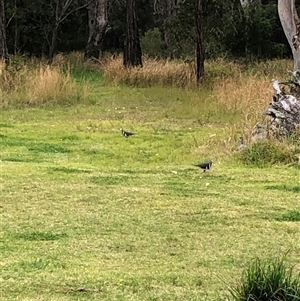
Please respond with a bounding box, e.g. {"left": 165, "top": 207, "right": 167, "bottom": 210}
{"left": 1, "top": 82, "right": 300, "bottom": 301}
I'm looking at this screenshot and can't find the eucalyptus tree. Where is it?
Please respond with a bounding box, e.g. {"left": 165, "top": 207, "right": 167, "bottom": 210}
{"left": 278, "top": 0, "right": 300, "bottom": 71}
{"left": 195, "top": 0, "right": 204, "bottom": 82}
{"left": 123, "top": 0, "right": 142, "bottom": 67}
{"left": 85, "top": 0, "right": 109, "bottom": 59}
{"left": 153, "top": 0, "right": 182, "bottom": 58}
{"left": 0, "top": 0, "right": 8, "bottom": 61}
{"left": 48, "top": 0, "right": 90, "bottom": 64}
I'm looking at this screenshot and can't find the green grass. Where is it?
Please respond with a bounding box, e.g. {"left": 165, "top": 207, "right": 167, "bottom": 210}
{"left": 1, "top": 76, "right": 300, "bottom": 301}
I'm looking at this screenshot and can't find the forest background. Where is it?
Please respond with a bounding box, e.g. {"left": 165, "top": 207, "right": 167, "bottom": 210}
{"left": 4, "top": 0, "right": 299, "bottom": 62}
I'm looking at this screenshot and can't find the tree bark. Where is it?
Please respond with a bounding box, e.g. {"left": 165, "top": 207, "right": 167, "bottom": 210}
{"left": 163, "top": 0, "right": 177, "bottom": 58}
{"left": 195, "top": 0, "right": 204, "bottom": 84}
{"left": 0, "top": 0, "right": 8, "bottom": 61}
{"left": 239, "top": 0, "right": 251, "bottom": 8}
{"left": 263, "top": 79, "right": 300, "bottom": 137}
{"left": 278, "top": 0, "right": 300, "bottom": 71}
{"left": 84, "top": 0, "right": 108, "bottom": 60}
{"left": 123, "top": 0, "right": 142, "bottom": 67}
{"left": 48, "top": 25, "right": 59, "bottom": 65}
{"left": 251, "top": 78, "right": 300, "bottom": 142}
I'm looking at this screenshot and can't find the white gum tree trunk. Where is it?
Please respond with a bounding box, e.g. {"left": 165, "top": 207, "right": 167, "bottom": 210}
{"left": 85, "top": 0, "right": 108, "bottom": 59}
{"left": 278, "top": 0, "right": 300, "bottom": 71}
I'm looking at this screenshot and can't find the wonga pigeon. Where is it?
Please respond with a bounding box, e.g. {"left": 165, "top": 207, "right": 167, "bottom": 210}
{"left": 120, "top": 128, "right": 134, "bottom": 138}
{"left": 194, "top": 160, "right": 213, "bottom": 172}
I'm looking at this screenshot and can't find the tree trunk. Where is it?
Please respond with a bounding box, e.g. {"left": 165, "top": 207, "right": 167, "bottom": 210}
{"left": 278, "top": 0, "right": 300, "bottom": 71}
{"left": 84, "top": 0, "right": 108, "bottom": 60}
{"left": 123, "top": 0, "right": 142, "bottom": 67}
{"left": 250, "top": 1, "right": 300, "bottom": 141}
{"left": 163, "top": 0, "right": 177, "bottom": 58}
{"left": 195, "top": 0, "right": 204, "bottom": 84}
{"left": 48, "top": 25, "right": 58, "bottom": 65}
{"left": 0, "top": 0, "right": 8, "bottom": 61}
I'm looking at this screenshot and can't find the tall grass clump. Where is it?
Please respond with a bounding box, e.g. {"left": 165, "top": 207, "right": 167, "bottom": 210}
{"left": 246, "top": 59, "right": 293, "bottom": 78}
{"left": 103, "top": 55, "right": 243, "bottom": 88}
{"left": 103, "top": 55, "right": 196, "bottom": 88}
{"left": 228, "top": 257, "right": 300, "bottom": 301}
{"left": 0, "top": 56, "right": 90, "bottom": 108}
{"left": 25, "top": 65, "right": 84, "bottom": 105}
{"left": 51, "top": 52, "right": 99, "bottom": 73}
{"left": 214, "top": 74, "right": 271, "bottom": 128}
{"left": 213, "top": 59, "right": 294, "bottom": 140}
{"left": 238, "top": 140, "right": 299, "bottom": 167}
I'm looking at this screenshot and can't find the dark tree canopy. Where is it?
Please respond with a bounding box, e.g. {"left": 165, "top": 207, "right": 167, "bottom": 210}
{"left": 2, "top": 0, "right": 300, "bottom": 61}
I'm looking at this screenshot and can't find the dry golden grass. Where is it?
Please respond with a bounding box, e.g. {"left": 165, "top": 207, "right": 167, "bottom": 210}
{"left": 25, "top": 66, "right": 77, "bottom": 105}
{"left": 213, "top": 75, "right": 271, "bottom": 138}
{"left": 0, "top": 57, "right": 90, "bottom": 107}
{"left": 102, "top": 55, "right": 248, "bottom": 89}
{"left": 103, "top": 55, "right": 196, "bottom": 88}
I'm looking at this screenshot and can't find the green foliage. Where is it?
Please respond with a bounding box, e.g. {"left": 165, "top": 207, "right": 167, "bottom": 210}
{"left": 5, "top": 0, "right": 292, "bottom": 60}
{"left": 239, "top": 141, "right": 297, "bottom": 167}
{"left": 141, "top": 28, "right": 164, "bottom": 58}
{"left": 229, "top": 257, "right": 300, "bottom": 301}
{"left": 243, "top": 0, "right": 288, "bottom": 59}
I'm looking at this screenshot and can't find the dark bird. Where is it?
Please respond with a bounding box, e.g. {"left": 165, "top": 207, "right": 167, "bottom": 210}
{"left": 194, "top": 160, "right": 213, "bottom": 172}
{"left": 120, "top": 128, "right": 134, "bottom": 138}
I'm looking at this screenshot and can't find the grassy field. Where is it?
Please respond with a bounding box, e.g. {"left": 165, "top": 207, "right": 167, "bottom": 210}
{"left": 1, "top": 56, "right": 300, "bottom": 301}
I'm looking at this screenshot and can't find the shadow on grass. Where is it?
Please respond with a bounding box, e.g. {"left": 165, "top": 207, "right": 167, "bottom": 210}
{"left": 90, "top": 175, "right": 132, "bottom": 185}
{"left": 61, "top": 134, "right": 80, "bottom": 141}
{"left": 276, "top": 210, "right": 300, "bottom": 222}
{"left": 0, "top": 156, "right": 45, "bottom": 163}
{"left": 0, "top": 123, "right": 14, "bottom": 128}
{"left": 266, "top": 184, "right": 300, "bottom": 193}
{"left": 163, "top": 181, "right": 199, "bottom": 197}
{"left": 12, "top": 231, "right": 68, "bottom": 241}
{"left": 1, "top": 135, "right": 71, "bottom": 153}
{"left": 3, "top": 258, "right": 66, "bottom": 275}
{"left": 50, "top": 167, "right": 92, "bottom": 174}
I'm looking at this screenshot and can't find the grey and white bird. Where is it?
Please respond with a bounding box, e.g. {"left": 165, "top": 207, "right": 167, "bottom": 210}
{"left": 120, "top": 128, "right": 134, "bottom": 138}
{"left": 194, "top": 160, "right": 213, "bottom": 172}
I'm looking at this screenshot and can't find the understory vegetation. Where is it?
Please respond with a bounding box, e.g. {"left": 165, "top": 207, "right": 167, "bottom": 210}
{"left": 1, "top": 54, "right": 299, "bottom": 301}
